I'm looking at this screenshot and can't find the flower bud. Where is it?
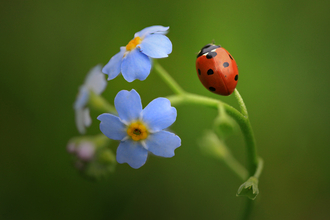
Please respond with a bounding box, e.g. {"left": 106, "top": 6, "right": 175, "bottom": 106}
{"left": 76, "top": 142, "right": 95, "bottom": 161}
{"left": 236, "top": 176, "right": 259, "bottom": 200}
{"left": 198, "top": 131, "right": 229, "bottom": 159}
{"left": 67, "top": 134, "right": 116, "bottom": 180}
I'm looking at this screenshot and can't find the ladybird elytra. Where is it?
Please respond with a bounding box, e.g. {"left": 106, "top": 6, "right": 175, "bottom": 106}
{"left": 196, "top": 44, "right": 239, "bottom": 96}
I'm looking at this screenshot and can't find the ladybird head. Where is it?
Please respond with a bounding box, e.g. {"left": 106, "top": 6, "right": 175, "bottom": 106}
{"left": 197, "top": 44, "right": 221, "bottom": 58}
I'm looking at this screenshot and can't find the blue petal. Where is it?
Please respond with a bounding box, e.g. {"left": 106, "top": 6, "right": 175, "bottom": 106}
{"left": 75, "top": 108, "right": 91, "bottom": 134}
{"left": 121, "top": 49, "right": 151, "bottom": 82}
{"left": 97, "top": 113, "right": 127, "bottom": 140}
{"left": 114, "top": 89, "right": 142, "bottom": 124}
{"left": 142, "top": 97, "right": 177, "bottom": 132}
{"left": 116, "top": 140, "right": 148, "bottom": 169}
{"left": 144, "top": 130, "right": 181, "bottom": 157}
{"left": 134, "top": 26, "right": 169, "bottom": 38}
{"left": 85, "top": 65, "right": 107, "bottom": 95}
{"left": 74, "top": 86, "right": 89, "bottom": 110}
{"left": 139, "top": 34, "right": 172, "bottom": 58}
{"left": 102, "top": 47, "right": 126, "bottom": 80}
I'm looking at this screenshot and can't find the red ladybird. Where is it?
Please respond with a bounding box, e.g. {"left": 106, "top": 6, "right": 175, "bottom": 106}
{"left": 196, "top": 44, "right": 239, "bottom": 96}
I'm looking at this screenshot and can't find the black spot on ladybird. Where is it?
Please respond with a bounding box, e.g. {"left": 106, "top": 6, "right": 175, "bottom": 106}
{"left": 235, "top": 75, "right": 238, "bottom": 81}
{"left": 206, "top": 51, "right": 217, "bottom": 59}
{"left": 198, "top": 69, "right": 201, "bottom": 75}
{"left": 197, "top": 44, "right": 221, "bottom": 58}
{"left": 209, "top": 87, "right": 216, "bottom": 91}
{"left": 229, "top": 54, "right": 233, "bottom": 60}
{"left": 207, "top": 69, "right": 214, "bottom": 75}
{"left": 223, "top": 62, "right": 229, "bottom": 67}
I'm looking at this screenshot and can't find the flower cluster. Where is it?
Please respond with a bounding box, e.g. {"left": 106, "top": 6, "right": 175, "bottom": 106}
{"left": 67, "top": 135, "right": 116, "bottom": 179}
{"left": 72, "top": 25, "right": 180, "bottom": 170}
{"left": 74, "top": 65, "right": 107, "bottom": 134}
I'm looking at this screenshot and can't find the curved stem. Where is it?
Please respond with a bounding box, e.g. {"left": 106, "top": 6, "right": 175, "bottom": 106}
{"left": 234, "top": 89, "right": 248, "bottom": 118}
{"left": 253, "top": 157, "right": 263, "bottom": 179}
{"left": 167, "top": 93, "right": 243, "bottom": 119}
{"left": 237, "top": 116, "right": 258, "bottom": 176}
{"left": 153, "top": 62, "right": 261, "bottom": 220}
{"left": 153, "top": 60, "right": 185, "bottom": 95}
{"left": 232, "top": 90, "right": 258, "bottom": 176}
{"left": 167, "top": 92, "right": 258, "bottom": 176}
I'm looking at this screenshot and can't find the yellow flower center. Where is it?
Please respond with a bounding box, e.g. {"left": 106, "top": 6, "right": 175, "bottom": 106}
{"left": 125, "top": 36, "right": 142, "bottom": 51}
{"left": 127, "top": 121, "right": 148, "bottom": 141}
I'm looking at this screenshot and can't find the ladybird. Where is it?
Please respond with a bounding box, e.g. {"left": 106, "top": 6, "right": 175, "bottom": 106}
{"left": 196, "top": 44, "right": 239, "bottom": 96}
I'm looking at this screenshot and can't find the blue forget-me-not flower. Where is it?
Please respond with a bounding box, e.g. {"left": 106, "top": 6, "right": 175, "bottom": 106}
{"left": 102, "top": 25, "right": 172, "bottom": 82}
{"left": 74, "top": 65, "right": 107, "bottom": 134}
{"left": 97, "top": 89, "right": 181, "bottom": 169}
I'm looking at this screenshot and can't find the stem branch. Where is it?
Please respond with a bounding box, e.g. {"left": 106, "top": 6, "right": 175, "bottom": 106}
{"left": 253, "top": 157, "right": 263, "bottom": 179}
{"left": 224, "top": 153, "right": 249, "bottom": 181}
{"left": 153, "top": 60, "right": 185, "bottom": 95}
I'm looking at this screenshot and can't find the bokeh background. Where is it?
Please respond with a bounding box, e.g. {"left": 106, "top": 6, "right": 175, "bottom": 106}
{"left": 1, "top": 0, "right": 330, "bottom": 219}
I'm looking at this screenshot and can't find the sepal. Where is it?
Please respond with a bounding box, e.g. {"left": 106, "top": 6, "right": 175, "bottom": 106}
{"left": 236, "top": 176, "right": 259, "bottom": 200}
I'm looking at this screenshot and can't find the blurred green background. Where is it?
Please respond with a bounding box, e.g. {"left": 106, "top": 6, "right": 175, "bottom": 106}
{"left": 1, "top": 0, "right": 330, "bottom": 219}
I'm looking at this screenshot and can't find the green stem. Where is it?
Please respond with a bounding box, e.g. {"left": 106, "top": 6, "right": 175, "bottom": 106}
{"left": 238, "top": 116, "right": 258, "bottom": 176}
{"left": 168, "top": 92, "right": 259, "bottom": 175}
{"left": 253, "top": 157, "right": 263, "bottom": 179}
{"left": 154, "top": 62, "right": 261, "bottom": 220}
{"left": 153, "top": 60, "right": 185, "bottom": 95}
{"left": 234, "top": 89, "right": 248, "bottom": 118}
{"left": 241, "top": 199, "right": 254, "bottom": 220}
{"left": 224, "top": 153, "right": 249, "bottom": 181}
{"left": 232, "top": 90, "right": 258, "bottom": 176}
{"left": 154, "top": 59, "right": 259, "bottom": 174}
{"left": 167, "top": 93, "right": 239, "bottom": 115}
{"left": 88, "top": 91, "right": 117, "bottom": 113}
{"left": 239, "top": 158, "right": 263, "bottom": 220}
